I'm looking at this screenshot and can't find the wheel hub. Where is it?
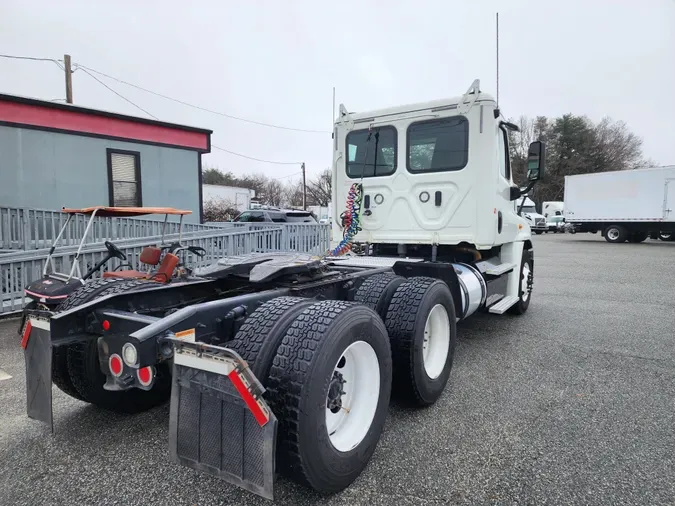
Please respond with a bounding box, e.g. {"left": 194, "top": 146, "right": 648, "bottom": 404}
{"left": 327, "top": 371, "right": 346, "bottom": 413}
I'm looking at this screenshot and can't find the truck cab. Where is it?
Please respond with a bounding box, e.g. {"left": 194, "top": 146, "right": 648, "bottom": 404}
{"left": 332, "top": 80, "right": 541, "bottom": 252}
{"left": 518, "top": 197, "right": 548, "bottom": 234}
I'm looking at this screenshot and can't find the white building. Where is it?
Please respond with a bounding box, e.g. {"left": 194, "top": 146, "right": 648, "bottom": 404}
{"left": 202, "top": 184, "right": 255, "bottom": 212}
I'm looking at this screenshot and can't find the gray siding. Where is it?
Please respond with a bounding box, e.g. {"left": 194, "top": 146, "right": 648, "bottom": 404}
{"left": 0, "top": 125, "right": 201, "bottom": 222}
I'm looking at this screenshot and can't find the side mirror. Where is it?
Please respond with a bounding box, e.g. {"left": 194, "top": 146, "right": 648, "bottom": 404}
{"left": 527, "top": 141, "right": 546, "bottom": 181}
{"left": 509, "top": 186, "right": 522, "bottom": 201}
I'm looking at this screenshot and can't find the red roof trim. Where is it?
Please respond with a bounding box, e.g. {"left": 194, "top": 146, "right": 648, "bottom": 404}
{"left": 0, "top": 95, "right": 211, "bottom": 152}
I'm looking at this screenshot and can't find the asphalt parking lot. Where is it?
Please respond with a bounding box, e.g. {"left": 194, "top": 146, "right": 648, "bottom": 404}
{"left": 1, "top": 233, "right": 674, "bottom": 506}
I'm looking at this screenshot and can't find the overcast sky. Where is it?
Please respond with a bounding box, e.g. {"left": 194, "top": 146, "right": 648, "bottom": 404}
{"left": 1, "top": 0, "right": 674, "bottom": 185}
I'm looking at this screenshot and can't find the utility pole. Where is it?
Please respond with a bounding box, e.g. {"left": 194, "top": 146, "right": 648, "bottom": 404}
{"left": 301, "top": 162, "right": 307, "bottom": 210}
{"left": 64, "top": 54, "right": 73, "bottom": 104}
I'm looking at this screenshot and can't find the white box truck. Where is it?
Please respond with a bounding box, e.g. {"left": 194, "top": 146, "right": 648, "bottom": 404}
{"left": 564, "top": 166, "right": 675, "bottom": 242}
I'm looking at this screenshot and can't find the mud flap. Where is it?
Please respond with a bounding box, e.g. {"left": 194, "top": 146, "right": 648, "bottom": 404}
{"left": 22, "top": 317, "right": 53, "bottom": 431}
{"left": 169, "top": 342, "right": 277, "bottom": 500}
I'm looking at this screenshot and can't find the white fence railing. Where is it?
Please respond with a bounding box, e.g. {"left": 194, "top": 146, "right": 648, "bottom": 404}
{"left": 0, "top": 206, "right": 222, "bottom": 251}
{"left": 1, "top": 224, "right": 331, "bottom": 314}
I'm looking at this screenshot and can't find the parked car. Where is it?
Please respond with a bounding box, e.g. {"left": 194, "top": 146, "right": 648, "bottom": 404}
{"left": 233, "top": 208, "right": 317, "bottom": 223}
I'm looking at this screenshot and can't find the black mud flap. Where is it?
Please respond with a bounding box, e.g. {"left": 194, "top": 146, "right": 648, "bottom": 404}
{"left": 169, "top": 342, "right": 277, "bottom": 500}
{"left": 22, "top": 316, "right": 53, "bottom": 431}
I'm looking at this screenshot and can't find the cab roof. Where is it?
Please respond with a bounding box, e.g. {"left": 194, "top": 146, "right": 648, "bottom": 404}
{"left": 343, "top": 92, "right": 496, "bottom": 123}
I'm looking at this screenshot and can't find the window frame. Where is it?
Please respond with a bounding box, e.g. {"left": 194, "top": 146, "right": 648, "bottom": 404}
{"left": 106, "top": 148, "right": 142, "bottom": 207}
{"left": 406, "top": 116, "right": 469, "bottom": 174}
{"left": 499, "top": 125, "right": 511, "bottom": 181}
{"left": 345, "top": 125, "right": 398, "bottom": 179}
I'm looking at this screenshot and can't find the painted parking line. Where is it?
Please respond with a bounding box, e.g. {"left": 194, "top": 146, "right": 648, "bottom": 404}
{"left": 0, "top": 368, "right": 12, "bottom": 381}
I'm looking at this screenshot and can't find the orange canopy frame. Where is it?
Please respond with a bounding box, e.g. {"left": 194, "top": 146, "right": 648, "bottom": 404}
{"left": 61, "top": 206, "right": 192, "bottom": 217}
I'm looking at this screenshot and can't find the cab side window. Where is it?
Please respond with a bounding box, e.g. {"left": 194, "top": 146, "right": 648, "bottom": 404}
{"left": 498, "top": 127, "right": 511, "bottom": 180}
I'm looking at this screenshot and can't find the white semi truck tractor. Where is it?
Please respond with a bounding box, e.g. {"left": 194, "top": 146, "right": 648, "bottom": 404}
{"left": 21, "top": 79, "right": 546, "bottom": 501}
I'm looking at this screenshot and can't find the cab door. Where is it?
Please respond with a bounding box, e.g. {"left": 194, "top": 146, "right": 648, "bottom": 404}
{"left": 495, "top": 124, "right": 519, "bottom": 243}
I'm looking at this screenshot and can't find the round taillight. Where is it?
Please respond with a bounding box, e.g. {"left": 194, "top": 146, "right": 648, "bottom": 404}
{"left": 137, "top": 366, "right": 153, "bottom": 387}
{"left": 109, "top": 354, "right": 123, "bottom": 377}
{"left": 102, "top": 320, "right": 111, "bottom": 331}
{"left": 122, "top": 343, "right": 138, "bottom": 366}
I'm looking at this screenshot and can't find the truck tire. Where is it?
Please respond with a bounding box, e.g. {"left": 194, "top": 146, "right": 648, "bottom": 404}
{"left": 628, "top": 232, "right": 647, "bottom": 243}
{"left": 658, "top": 232, "right": 673, "bottom": 241}
{"left": 353, "top": 273, "right": 406, "bottom": 320}
{"left": 509, "top": 249, "right": 534, "bottom": 315}
{"left": 384, "top": 277, "right": 456, "bottom": 406}
{"left": 51, "top": 278, "right": 127, "bottom": 400}
{"left": 534, "top": 230, "right": 543, "bottom": 235}
{"left": 266, "top": 300, "right": 392, "bottom": 494}
{"left": 604, "top": 225, "right": 627, "bottom": 243}
{"left": 64, "top": 279, "right": 172, "bottom": 412}
{"left": 228, "top": 296, "right": 314, "bottom": 385}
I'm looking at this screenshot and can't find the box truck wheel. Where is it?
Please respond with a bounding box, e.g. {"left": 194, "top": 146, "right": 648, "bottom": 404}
{"left": 384, "top": 277, "right": 456, "bottom": 406}
{"left": 509, "top": 249, "right": 534, "bottom": 315}
{"left": 228, "top": 296, "right": 314, "bottom": 385}
{"left": 658, "top": 231, "right": 674, "bottom": 241}
{"left": 64, "top": 279, "right": 172, "bottom": 412}
{"left": 353, "top": 273, "right": 406, "bottom": 320}
{"left": 604, "top": 225, "right": 627, "bottom": 243}
{"left": 266, "top": 301, "right": 392, "bottom": 494}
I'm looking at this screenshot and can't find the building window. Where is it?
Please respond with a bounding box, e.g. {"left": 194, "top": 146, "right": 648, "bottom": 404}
{"left": 346, "top": 126, "right": 397, "bottom": 178}
{"left": 107, "top": 149, "right": 142, "bottom": 207}
{"left": 407, "top": 116, "right": 469, "bottom": 173}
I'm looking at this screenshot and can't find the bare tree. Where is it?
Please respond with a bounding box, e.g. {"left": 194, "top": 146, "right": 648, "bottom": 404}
{"left": 283, "top": 181, "right": 304, "bottom": 208}
{"left": 203, "top": 198, "right": 239, "bottom": 222}
{"left": 306, "top": 168, "right": 332, "bottom": 206}
{"left": 263, "top": 179, "right": 284, "bottom": 207}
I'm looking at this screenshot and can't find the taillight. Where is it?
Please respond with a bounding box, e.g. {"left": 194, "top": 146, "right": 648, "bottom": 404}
{"left": 109, "top": 354, "right": 123, "bottom": 377}
{"left": 137, "top": 366, "right": 153, "bottom": 387}
{"left": 102, "top": 320, "right": 111, "bottom": 331}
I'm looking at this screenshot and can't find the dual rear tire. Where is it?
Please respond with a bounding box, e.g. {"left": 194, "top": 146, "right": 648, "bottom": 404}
{"left": 226, "top": 276, "right": 457, "bottom": 494}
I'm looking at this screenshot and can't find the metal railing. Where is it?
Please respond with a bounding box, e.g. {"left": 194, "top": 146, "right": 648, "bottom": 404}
{"left": 0, "top": 206, "right": 222, "bottom": 251}
{"left": 1, "top": 222, "right": 332, "bottom": 314}
{"left": 0, "top": 227, "right": 285, "bottom": 314}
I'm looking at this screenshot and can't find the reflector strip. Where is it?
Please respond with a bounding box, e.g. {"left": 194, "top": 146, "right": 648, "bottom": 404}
{"left": 20, "top": 321, "right": 32, "bottom": 349}
{"left": 228, "top": 370, "right": 270, "bottom": 427}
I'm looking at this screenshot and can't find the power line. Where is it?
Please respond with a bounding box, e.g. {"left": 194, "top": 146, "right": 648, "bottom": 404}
{"left": 78, "top": 67, "right": 158, "bottom": 119}
{"left": 73, "top": 63, "right": 331, "bottom": 134}
{"left": 0, "top": 53, "right": 64, "bottom": 71}
{"left": 211, "top": 144, "right": 301, "bottom": 165}
{"left": 275, "top": 171, "right": 302, "bottom": 180}
{"left": 1, "top": 53, "right": 306, "bottom": 167}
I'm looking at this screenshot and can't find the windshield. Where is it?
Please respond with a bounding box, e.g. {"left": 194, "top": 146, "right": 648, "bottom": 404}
{"left": 521, "top": 205, "right": 537, "bottom": 214}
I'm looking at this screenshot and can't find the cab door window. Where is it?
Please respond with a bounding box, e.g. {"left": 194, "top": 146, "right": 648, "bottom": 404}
{"left": 498, "top": 127, "right": 511, "bottom": 180}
